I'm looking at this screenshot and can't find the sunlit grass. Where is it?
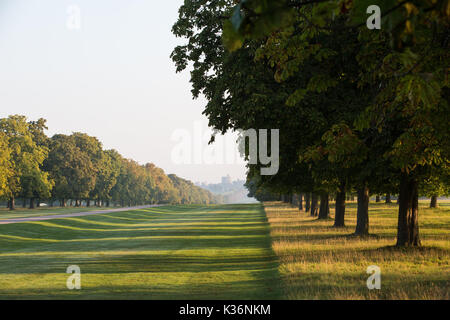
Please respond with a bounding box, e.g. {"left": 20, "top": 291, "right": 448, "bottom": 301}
{"left": 0, "top": 204, "right": 281, "bottom": 299}
{"left": 265, "top": 200, "right": 450, "bottom": 300}
{"left": 1, "top": 201, "right": 446, "bottom": 299}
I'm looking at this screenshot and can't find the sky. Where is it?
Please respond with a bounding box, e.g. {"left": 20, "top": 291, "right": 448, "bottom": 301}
{"left": 0, "top": 0, "right": 247, "bottom": 184}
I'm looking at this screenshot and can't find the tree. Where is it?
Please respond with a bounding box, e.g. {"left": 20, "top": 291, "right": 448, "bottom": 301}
{"left": 45, "top": 134, "right": 75, "bottom": 206}
{"left": 168, "top": 174, "right": 217, "bottom": 204}
{"left": 70, "top": 133, "right": 101, "bottom": 205}
{"left": 46, "top": 133, "right": 98, "bottom": 206}
{"left": 90, "top": 149, "right": 120, "bottom": 206}
{"left": 334, "top": 183, "right": 346, "bottom": 227}
{"left": 245, "top": 172, "right": 280, "bottom": 202}
{"left": 420, "top": 169, "right": 450, "bottom": 208}
{"left": 23, "top": 118, "right": 53, "bottom": 208}
{"left": 145, "top": 163, "right": 179, "bottom": 204}
{"left": 0, "top": 115, "right": 53, "bottom": 210}
{"left": 0, "top": 132, "right": 12, "bottom": 199}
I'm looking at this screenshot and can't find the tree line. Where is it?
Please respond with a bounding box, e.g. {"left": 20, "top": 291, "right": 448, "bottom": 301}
{"left": 0, "top": 115, "right": 218, "bottom": 210}
{"left": 171, "top": 0, "right": 449, "bottom": 246}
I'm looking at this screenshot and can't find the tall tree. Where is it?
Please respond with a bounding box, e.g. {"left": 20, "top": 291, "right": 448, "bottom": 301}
{"left": 46, "top": 133, "right": 98, "bottom": 206}
{"left": 0, "top": 115, "right": 52, "bottom": 210}
{"left": 0, "top": 132, "right": 12, "bottom": 199}
{"left": 90, "top": 149, "right": 120, "bottom": 206}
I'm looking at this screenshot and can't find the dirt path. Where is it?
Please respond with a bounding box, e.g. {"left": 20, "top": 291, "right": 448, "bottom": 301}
{"left": 0, "top": 205, "right": 163, "bottom": 225}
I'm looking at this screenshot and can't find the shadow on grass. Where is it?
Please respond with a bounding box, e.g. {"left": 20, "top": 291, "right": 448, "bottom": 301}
{"left": 0, "top": 275, "right": 282, "bottom": 300}
{"left": 279, "top": 271, "right": 449, "bottom": 300}
{"left": 360, "top": 245, "right": 449, "bottom": 255}
{"left": 0, "top": 203, "right": 283, "bottom": 299}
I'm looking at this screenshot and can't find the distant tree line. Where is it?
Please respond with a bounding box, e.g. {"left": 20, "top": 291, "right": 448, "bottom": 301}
{"left": 0, "top": 115, "right": 218, "bottom": 210}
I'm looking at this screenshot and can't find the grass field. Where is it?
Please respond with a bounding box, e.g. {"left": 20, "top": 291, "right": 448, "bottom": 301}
{"left": 0, "top": 204, "right": 281, "bottom": 299}
{"left": 0, "top": 206, "right": 116, "bottom": 220}
{"left": 265, "top": 200, "right": 450, "bottom": 299}
{"left": 0, "top": 202, "right": 448, "bottom": 299}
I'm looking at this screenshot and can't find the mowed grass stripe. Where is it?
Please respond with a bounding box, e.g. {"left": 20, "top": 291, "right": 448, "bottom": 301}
{"left": 0, "top": 204, "right": 281, "bottom": 299}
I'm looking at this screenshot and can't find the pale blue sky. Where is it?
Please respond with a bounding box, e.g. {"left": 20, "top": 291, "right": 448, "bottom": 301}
{"left": 0, "top": 0, "right": 246, "bottom": 183}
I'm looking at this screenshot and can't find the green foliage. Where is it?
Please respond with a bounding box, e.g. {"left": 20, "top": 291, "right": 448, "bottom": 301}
{"left": 1, "top": 115, "right": 214, "bottom": 207}
{"left": 226, "top": 0, "right": 295, "bottom": 51}
{"left": 217, "top": 0, "right": 449, "bottom": 183}
{"left": 0, "top": 115, "right": 53, "bottom": 202}
{"left": 0, "top": 132, "right": 12, "bottom": 198}
{"left": 168, "top": 174, "right": 218, "bottom": 204}
{"left": 306, "top": 123, "right": 368, "bottom": 169}
{"left": 45, "top": 133, "right": 97, "bottom": 201}
{"left": 245, "top": 174, "right": 280, "bottom": 201}
{"left": 91, "top": 149, "right": 121, "bottom": 202}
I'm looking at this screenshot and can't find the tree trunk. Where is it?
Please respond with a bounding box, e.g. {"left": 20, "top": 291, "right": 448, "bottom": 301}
{"left": 385, "top": 193, "right": 392, "bottom": 203}
{"left": 305, "top": 193, "right": 311, "bottom": 212}
{"left": 298, "top": 194, "right": 303, "bottom": 211}
{"left": 61, "top": 199, "right": 66, "bottom": 207}
{"left": 106, "top": 200, "right": 110, "bottom": 207}
{"left": 430, "top": 195, "right": 438, "bottom": 208}
{"left": 334, "top": 189, "right": 346, "bottom": 227}
{"left": 22, "top": 198, "right": 27, "bottom": 208}
{"left": 87, "top": 199, "right": 91, "bottom": 207}
{"left": 397, "top": 174, "right": 421, "bottom": 247}
{"left": 37, "top": 199, "right": 41, "bottom": 207}
{"left": 310, "top": 194, "right": 319, "bottom": 217}
{"left": 355, "top": 185, "right": 369, "bottom": 235}
{"left": 376, "top": 195, "right": 381, "bottom": 202}
{"left": 9, "top": 198, "right": 15, "bottom": 210}
{"left": 29, "top": 198, "right": 35, "bottom": 209}
{"left": 318, "top": 193, "right": 330, "bottom": 219}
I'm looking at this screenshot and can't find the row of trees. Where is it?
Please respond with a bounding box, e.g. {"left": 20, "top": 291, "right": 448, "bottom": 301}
{"left": 0, "top": 115, "right": 218, "bottom": 210}
{"left": 171, "top": 0, "right": 449, "bottom": 246}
